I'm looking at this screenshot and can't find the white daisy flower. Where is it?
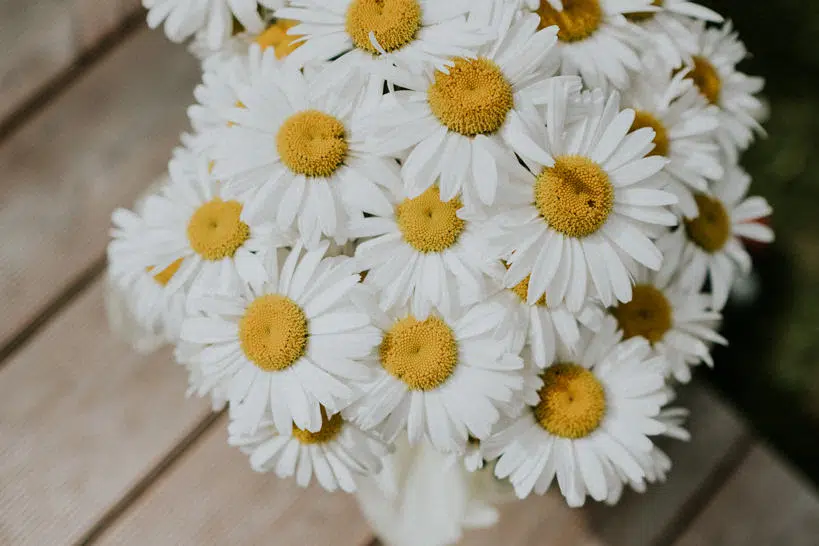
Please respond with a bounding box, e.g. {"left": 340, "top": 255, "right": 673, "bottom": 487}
{"left": 175, "top": 340, "right": 229, "bottom": 412}
{"left": 346, "top": 292, "right": 526, "bottom": 454}
{"left": 491, "top": 268, "right": 604, "bottom": 369}
{"left": 106, "top": 174, "right": 188, "bottom": 353}
{"left": 188, "top": 23, "right": 314, "bottom": 158}
{"left": 107, "top": 206, "right": 187, "bottom": 350}
{"left": 228, "top": 408, "right": 389, "bottom": 492}
{"left": 275, "top": 0, "right": 490, "bottom": 76}
{"left": 605, "top": 405, "right": 690, "bottom": 504}
{"left": 622, "top": 61, "right": 723, "bottom": 218}
{"left": 684, "top": 20, "right": 766, "bottom": 162}
{"left": 609, "top": 266, "right": 726, "bottom": 383}
{"left": 129, "top": 150, "right": 292, "bottom": 300}
{"left": 211, "top": 45, "right": 400, "bottom": 247}
{"left": 624, "top": 0, "right": 722, "bottom": 71}
{"left": 524, "top": 0, "right": 651, "bottom": 90}
{"left": 191, "top": 17, "right": 306, "bottom": 70}
{"left": 365, "top": 10, "right": 576, "bottom": 207}
{"left": 351, "top": 183, "right": 501, "bottom": 318}
{"left": 187, "top": 56, "right": 250, "bottom": 159}
{"left": 657, "top": 165, "right": 774, "bottom": 309}
{"left": 488, "top": 90, "right": 677, "bottom": 312}
{"left": 144, "top": 0, "right": 284, "bottom": 49}
{"left": 179, "top": 242, "right": 381, "bottom": 434}
{"left": 483, "top": 317, "right": 671, "bottom": 506}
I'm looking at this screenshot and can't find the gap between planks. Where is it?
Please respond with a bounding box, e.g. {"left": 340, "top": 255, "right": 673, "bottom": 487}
{"left": 650, "top": 431, "right": 755, "bottom": 546}
{"left": 0, "top": 26, "right": 200, "bottom": 360}
{"left": 0, "top": 8, "right": 146, "bottom": 366}
{"left": 0, "top": 9, "right": 143, "bottom": 144}
{"left": 76, "top": 411, "right": 224, "bottom": 545}
{"left": 0, "top": 255, "right": 105, "bottom": 371}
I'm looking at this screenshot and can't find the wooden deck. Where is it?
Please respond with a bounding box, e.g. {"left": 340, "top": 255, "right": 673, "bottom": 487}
{"left": 1, "top": 6, "right": 818, "bottom": 545}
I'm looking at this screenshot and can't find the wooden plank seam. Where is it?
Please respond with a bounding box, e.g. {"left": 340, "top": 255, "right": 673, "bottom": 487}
{"left": 0, "top": 9, "right": 143, "bottom": 144}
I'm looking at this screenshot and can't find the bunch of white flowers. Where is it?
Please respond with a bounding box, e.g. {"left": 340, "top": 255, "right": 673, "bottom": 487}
{"left": 110, "top": 0, "right": 773, "bottom": 526}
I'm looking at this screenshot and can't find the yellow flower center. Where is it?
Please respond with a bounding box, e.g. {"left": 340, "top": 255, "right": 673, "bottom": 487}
{"left": 534, "top": 363, "right": 606, "bottom": 439}
{"left": 346, "top": 0, "right": 422, "bottom": 54}
{"left": 239, "top": 295, "right": 308, "bottom": 372}
{"left": 688, "top": 56, "right": 721, "bottom": 105}
{"left": 380, "top": 315, "right": 459, "bottom": 391}
{"left": 187, "top": 199, "right": 250, "bottom": 261}
{"left": 537, "top": 0, "right": 603, "bottom": 43}
{"left": 685, "top": 193, "right": 731, "bottom": 253}
{"left": 277, "top": 110, "right": 348, "bottom": 178}
{"left": 534, "top": 155, "right": 614, "bottom": 238}
{"left": 611, "top": 284, "right": 672, "bottom": 343}
{"left": 147, "top": 258, "right": 184, "bottom": 286}
{"left": 291, "top": 407, "right": 344, "bottom": 444}
{"left": 427, "top": 57, "right": 514, "bottom": 137}
{"left": 255, "top": 19, "right": 303, "bottom": 59}
{"left": 509, "top": 274, "right": 547, "bottom": 306}
{"left": 630, "top": 110, "right": 670, "bottom": 157}
{"left": 396, "top": 186, "right": 466, "bottom": 253}
{"left": 625, "top": 0, "right": 663, "bottom": 22}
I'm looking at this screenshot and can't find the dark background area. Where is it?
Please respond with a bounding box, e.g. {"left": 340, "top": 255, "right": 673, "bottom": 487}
{"left": 700, "top": 0, "right": 819, "bottom": 485}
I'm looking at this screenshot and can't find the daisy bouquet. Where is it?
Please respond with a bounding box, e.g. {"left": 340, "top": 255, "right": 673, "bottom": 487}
{"left": 108, "top": 0, "right": 772, "bottom": 543}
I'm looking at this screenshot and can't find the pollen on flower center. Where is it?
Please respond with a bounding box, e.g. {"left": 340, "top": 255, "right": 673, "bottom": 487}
{"left": 239, "top": 294, "right": 308, "bottom": 372}
{"left": 611, "top": 284, "right": 672, "bottom": 343}
{"left": 534, "top": 155, "right": 614, "bottom": 238}
{"left": 626, "top": 0, "right": 663, "bottom": 23}
{"left": 428, "top": 57, "right": 514, "bottom": 137}
{"left": 346, "top": 0, "right": 422, "bottom": 54}
{"left": 688, "top": 56, "right": 722, "bottom": 105}
{"left": 147, "top": 258, "right": 184, "bottom": 286}
{"left": 534, "top": 363, "right": 606, "bottom": 439}
{"left": 292, "top": 406, "right": 344, "bottom": 444}
{"left": 685, "top": 193, "right": 731, "bottom": 252}
{"left": 187, "top": 199, "right": 250, "bottom": 261}
{"left": 255, "top": 19, "right": 302, "bottom": 59}
{"left": 396, "top": 186, "right": 466, "bottom": 253}
{"left": 537, "top": 0, "right": 603, "bottom": 43}
{"left": 630, "top": 110, "right": 670, "bottom": 157}
{"left": 380, "top": 315, "right": 459, "bottom": 391}
{"left": 277, "top": 110, "right": 348, "bottom": 178}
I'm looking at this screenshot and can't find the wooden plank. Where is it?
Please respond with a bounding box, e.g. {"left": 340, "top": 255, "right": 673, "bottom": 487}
{"left": 0, "top": 26, "right": 199, "bottom": 349}
{"left": 584, "top": 382, "right": 750, "bottom": 545}
{"left": 96, "top": 416, "right": 373, "bottom": 546}
{"left": 461, "top": 493, "right": 603, "bottom": 546}
{"left": 0, "top": 0, "right": 140, "bottom": 123}
{"left": 69, "top": 0, "right": 142, "bottom": 50}
{"left": 675, "top": 445, "right": 819, "bottom": 546}
{"left": 0, "top": 281, "right": 211, "bottom": 545}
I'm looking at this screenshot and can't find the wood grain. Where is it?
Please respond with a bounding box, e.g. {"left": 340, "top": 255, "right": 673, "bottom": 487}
{"left": 584, "top": 382, "right": 750, "bottom": 545}
{"left": 0, "top": 0, "right": 141, "bottom": 124}
{"left": 97, "top": 415, "right": 373, "bottom": 546}
{"left": 0, "top": 281, "right": 211, "bottom": 545}
{"left": 0, "top": 26, "right": 198, "bottom": 350}
{"left": 675, "top": 445, "right": 819, "bottom": 546}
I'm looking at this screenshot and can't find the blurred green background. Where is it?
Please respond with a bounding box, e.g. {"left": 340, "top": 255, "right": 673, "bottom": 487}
{"left": 700, "top": 0, "right": 819, "bottom": 484}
